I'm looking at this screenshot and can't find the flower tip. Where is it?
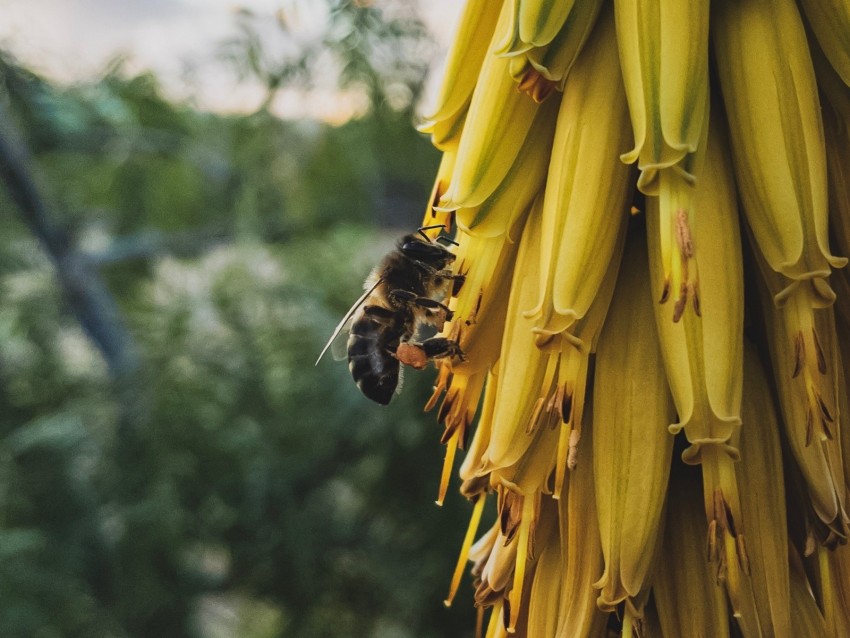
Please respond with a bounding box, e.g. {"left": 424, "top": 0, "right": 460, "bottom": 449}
{"left": 515, "top": 68, "right": 557, "bottom": 103}
{"left": 672, "top": 293, "right": 687, "bottom": 323}
{"left": 659, "top": 278, "right": 671, "bottom": 304}
{"left": 415, "top": 120, "right": 436, "bottom": 134}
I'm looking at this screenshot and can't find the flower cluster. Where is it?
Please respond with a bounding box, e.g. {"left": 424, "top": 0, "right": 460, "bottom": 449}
{"left": 417, "top": 0, "right": 850, "bottom": 635}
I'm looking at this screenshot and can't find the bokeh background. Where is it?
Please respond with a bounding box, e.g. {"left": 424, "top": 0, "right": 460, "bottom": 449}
{"left": 0, "top": 1, "right": 487, "bottom": 636}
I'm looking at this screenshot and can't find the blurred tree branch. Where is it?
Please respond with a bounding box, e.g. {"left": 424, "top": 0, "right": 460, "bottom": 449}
{"left": 85, "top": 226, "right": 232, "bottom": 266}
{"left": 0, "top": 101, "right": 139, "bottom": 379}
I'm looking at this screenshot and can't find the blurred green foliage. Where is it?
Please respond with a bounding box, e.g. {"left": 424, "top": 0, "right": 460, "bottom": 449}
{"left": 0, "top": 4, "right": 485, "bottom": 635}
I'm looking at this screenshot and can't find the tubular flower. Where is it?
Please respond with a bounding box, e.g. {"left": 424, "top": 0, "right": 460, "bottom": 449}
{"left": 408, "top": 0, "right": 850, "bottom": 633}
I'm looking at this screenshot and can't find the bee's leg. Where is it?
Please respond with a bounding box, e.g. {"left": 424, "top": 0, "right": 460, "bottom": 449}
{"left": 413, "top": 263, "right": 466, "bottom": 297}
{"left": 434, "top": 269, "right": 466, "bottom": 295}
{"left": 418, "top": 264, "right": 462, "bottom": 280}
{"left": 388, "top": 289, "right": 454, "bottom": 329}
{"left": 391, "top": 291, "right": 454, "bottom": 320}
{"left": 395, "top": 337, "right": 464, "bottom": 369}
{"left": 417, "top": 337, "right": 464, "bottom": 360}
{"left": 417, "top": 297, "right": 453, "bottom": 322}
{"left": 387, "top": 289, "right": 419, "bottom": 306}
{"left": 362, "top": 304, "right": 395, "bottom": 319}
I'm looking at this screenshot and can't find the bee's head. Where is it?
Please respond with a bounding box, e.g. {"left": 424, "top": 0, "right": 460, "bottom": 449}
{"left": 399, "top": 234, "right": 456, "bottom": 269}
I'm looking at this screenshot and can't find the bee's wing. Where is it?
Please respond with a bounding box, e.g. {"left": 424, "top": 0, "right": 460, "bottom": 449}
{"left": 395, "top": 363, "right": 404, "bottom": 396}
{"left": 328, "top": 328, "right": 350, "bottom": 361}
{"left": 315, "top": 278, "right": 383, "bottom": 365}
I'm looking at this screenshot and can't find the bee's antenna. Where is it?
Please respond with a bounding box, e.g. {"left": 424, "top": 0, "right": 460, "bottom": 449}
{"left": 417, "top": 224, "right": 458, "bottom": 246}
{"left": 417, "top": 224, "right": 447, "bottom": 242}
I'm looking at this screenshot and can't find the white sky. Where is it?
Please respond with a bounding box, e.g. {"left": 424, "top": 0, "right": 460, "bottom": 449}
{"left": 0, "top": 0, "right": 462, "bottom": 119}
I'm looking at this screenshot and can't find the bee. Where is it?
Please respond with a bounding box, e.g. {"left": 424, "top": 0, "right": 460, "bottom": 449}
{"left": 316, "top": 226, "right": 465, "bottom": 405}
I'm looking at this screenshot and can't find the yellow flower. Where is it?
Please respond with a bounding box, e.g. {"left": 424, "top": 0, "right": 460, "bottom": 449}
{"left": 411, "top": 0, "right": 850, "bottom": 633}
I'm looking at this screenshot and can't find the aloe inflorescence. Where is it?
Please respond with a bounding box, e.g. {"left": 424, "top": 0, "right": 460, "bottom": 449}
{"left": 416, "top": 0, "right": 850, "bottom": 635}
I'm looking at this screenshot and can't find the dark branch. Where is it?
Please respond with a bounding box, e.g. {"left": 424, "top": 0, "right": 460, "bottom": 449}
{"left": 0, "top": 101, "right": 139, "bottom": 379}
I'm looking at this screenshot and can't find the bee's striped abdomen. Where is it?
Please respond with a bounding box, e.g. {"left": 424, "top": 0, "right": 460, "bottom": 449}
{"left": 348, "top": 305, "right": 406, "bottom": 405}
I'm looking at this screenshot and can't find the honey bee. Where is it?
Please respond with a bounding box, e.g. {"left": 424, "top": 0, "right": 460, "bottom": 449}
{"left": 316, "top": 226, "right": 465, "bottom": 405}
